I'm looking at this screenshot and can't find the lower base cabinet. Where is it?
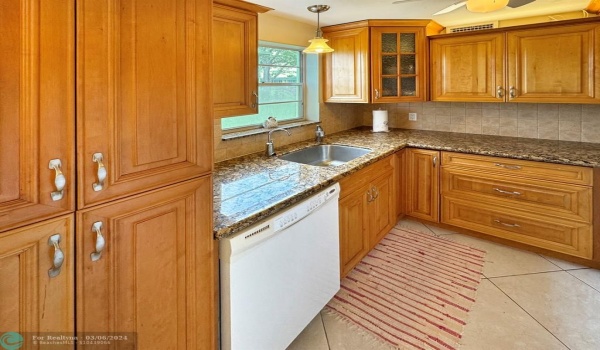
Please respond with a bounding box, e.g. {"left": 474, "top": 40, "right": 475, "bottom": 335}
{"left": 0, "top": 215, "right": 74, "bottom": 339}
{"left": 405, "top": 148, "right": 440, "bottom": 222}
{"left": 76, "top": 177, "right": 216, "bottom": 348}
{"left": 339, "top": 155, "right": 396, "bottom": 277}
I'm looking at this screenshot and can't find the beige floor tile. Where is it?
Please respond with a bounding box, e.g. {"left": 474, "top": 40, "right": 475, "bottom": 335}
{"left": 287, "top": 313, "right": 329, "bottom": 350}
{"left": 491, "top": 271, "right": 600, "bottom": 350}
{"left": 423, "top": 223, "right": 457, "bottom": 236}
{"left": 320, "top": 310, "right": 395, "bottom": 350}
{"left": 568, "top": 268, "right": 600, "bottom": 292}
{"left": 444, "top": 233, "right": 561, "bottom": 278}
{"left": 460, "top": 280, "right": 567, "bottom": 350}
{"left": 395, "top": 218, "right": 432, "bottom": 233}
{"left": 542, "top": 255, "right": 590, "bottom": 270}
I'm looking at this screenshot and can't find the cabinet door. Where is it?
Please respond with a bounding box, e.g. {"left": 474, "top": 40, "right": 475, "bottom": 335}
{"left": 430, "top": 33, "right": 505, "bottom": 102}
{"left": 77, "top": 0, "right": 213, "bottom": 209}
{"left": 213, "top": 5, "right": 259, "bottom": 117}
{"left": 323, "top": 26, "right": 370, "bottom": 103}
{"left": 369, "top": 170, "right": 396, "bottom": 248}
{"left": 406, "top": 149, "right": 440, "bottom": 222}
{"left": 0, "top": 215, "right": 74, "bottom": 339}
{"left": 371, "top": 27, "right": 426, "bottom": 102}
{"left": 77, "top": 177, "right": 216, "bottom": 349}
{"left": 339, "top": 189, "right": 369, "bottom": 278}
{"left": 507, "top": 23, "right": 600, "bottom": 103}
{"left": 0, "top": 0, "right": 75, "bottom": 232}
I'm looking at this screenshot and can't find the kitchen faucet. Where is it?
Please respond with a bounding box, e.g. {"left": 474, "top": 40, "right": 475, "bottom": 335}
{"left": 265, "top": 128, "right": 291, "bottom": 156}
{"left": 315, "top": 125, "right": 325, "bottom": 144}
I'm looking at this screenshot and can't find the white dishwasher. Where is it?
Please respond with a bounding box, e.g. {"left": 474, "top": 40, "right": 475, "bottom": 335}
{"left": 220, "top": 183, "right": 340, "bottom": 350}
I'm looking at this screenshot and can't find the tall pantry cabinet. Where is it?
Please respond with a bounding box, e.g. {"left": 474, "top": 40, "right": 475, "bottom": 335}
{"left": 1, "top": 0, "right": 217, "bottom": 348}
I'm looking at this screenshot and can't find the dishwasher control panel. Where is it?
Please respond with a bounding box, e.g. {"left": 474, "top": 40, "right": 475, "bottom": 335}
{"left": 273, "top": 184, "right": 339, "bottom": 233}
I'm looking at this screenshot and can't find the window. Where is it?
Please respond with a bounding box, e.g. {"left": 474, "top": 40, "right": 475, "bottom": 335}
{"left": 221, "top": 44, "right": 304, "bottom": 130}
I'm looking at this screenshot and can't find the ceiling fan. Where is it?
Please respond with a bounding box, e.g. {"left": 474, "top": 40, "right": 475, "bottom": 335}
{"left": 434, "top": 0, "right": 536, "bottom": 15}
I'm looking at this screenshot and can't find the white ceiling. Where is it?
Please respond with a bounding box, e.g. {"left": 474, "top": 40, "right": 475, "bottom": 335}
{"left": 255, "top": 0, "right": 591, "bottom": 27}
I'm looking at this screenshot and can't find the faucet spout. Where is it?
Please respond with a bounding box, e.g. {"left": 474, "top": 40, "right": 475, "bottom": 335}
{"left": 266, "top": 128, "right": 291, "bottom": 156}
{"left": 315, "top": 125, "right": 325, "bottom": 144}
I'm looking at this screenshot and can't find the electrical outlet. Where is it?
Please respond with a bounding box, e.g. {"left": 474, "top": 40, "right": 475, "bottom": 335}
{"left": 408, "top": 113, "right": 417, "bottom": 121}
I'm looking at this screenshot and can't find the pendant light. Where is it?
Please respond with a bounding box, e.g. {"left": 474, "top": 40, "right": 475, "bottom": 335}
{"left": 303, "top": 5, "right": 334, "bottom": 54}
{"left": 466, "top": 0, "right": 509, "bottom": 13}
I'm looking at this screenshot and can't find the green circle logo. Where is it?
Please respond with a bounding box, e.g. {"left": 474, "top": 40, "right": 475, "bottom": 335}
{"left": 0, "top": 332, "right": 23, "bottom": 350}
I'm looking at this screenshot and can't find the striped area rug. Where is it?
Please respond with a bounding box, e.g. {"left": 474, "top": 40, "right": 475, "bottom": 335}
{"left": 325, "top": 226, "right": 486, "bottom": 350}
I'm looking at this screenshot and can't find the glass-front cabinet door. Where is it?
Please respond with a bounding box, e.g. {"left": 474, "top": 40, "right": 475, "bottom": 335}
{"left": 371, "top": 27, "right": 426, "bottom": 103}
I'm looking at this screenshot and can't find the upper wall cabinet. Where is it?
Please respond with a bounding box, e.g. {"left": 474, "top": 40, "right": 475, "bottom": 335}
{"left": 212, "top": 0, "right": 271, "bottom": 118}
{"left": 322, "top": 20, "right": 443, "bottom": 104}
{"left": 430, "top": 19, "right": 600, "bottom": 104}
{"left": 0, "top": 0, "right": 75, "bottom": 232}
{"left": 77, "top": 0, "right": 213, "bottom": 209}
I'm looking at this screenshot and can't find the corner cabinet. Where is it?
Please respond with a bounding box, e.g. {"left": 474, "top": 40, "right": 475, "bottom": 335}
{"left": 339, "top": 156, "right": 396, "bottom": 277}
{"left": 322, "top": 20, "right": 443, "bottom": 104}
{"left": 212, "top": 0, "right": 271, "bottom": 118}
{"left": 405, "top": 148, "right": 440, "bottom": 223}
{"left": 430, "top": 18, "right": 600, "bottom": 104}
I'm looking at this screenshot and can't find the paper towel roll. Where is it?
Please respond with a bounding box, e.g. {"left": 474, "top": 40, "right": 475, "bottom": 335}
{"left": 372, "top": 110, "right": 389, "bottom": 132}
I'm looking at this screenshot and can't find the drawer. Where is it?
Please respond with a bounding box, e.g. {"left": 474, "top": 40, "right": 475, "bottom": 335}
{"left": 441, "top": 168, "right": 592, "bottom": 223}
{"left": 339, "top": 155, "right": 394, "bottom": 198}
{"left": 442, "top": 197, "right": 593, "bottom": 259}
{"left": 442, "top": 152, "right": 593, "bottom": 186}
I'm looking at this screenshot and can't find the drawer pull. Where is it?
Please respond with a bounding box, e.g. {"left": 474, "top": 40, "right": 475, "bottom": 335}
{"left": 92, "top": 152, "right": 107, "bottom": 191}
{"left": 494, "top": 163, "right": 521, "bottom": 170}
{"left": 48, "top": 159, "right": 66, "bottom": 201}
{"left": 494, "top": 219, "right": 520, "bottom": 228}
{"left": 48, "top": 234, "right": 64, "bottom": 278}
{"left": 91, "top": 221, "right": 106, "bottom": 262}
{"left": 493, "top": 188, "right": 521, "bottom": 196}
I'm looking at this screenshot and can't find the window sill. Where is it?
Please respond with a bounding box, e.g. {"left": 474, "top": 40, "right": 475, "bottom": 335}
{"left": 221, "top": 120, "right": 319, "bottom": 141}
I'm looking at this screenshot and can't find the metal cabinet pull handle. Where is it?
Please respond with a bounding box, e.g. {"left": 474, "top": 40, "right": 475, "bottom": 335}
{"left": 374, "top": 89, "right": 380, "bottom": 99}
{"left": 496, "top": 86, "right": 504, "bottom": 98}
{"left": 494, "top": 163, "right": 521, "bottom": 170}
{"left": 48, "top": 159, "right": 66, "bottom": 201}
{"left": 252, "top": 91, "right": 258, "bottom": 108}
{"left": 48, "top": 234, "right": 64, "bottom": 278}
{"left": 91, "top": 221, "right": 105, "bottom": 262}
{"left": 494, "top": 219, "right": 520, "bottom": 228}
{"left": 509, "top": 86, "right": 517, "bottom": 98}
{"left": 92, "top": 153, "right": 107, "bottom": 191}
{"left": 433, "top": 156, "right": 438, "bottom": 167}
{"left": 493, "top": 188, "right": 521, "bottom": 196}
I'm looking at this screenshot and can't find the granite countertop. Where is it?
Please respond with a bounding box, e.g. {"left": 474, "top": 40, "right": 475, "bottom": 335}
{"left": 213, "top": 128, "right": 600, "bottom": 239}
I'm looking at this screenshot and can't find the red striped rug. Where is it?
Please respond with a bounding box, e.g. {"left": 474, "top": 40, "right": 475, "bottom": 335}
{"left": 325, "top": 226, "right": 486, "bottom": 350}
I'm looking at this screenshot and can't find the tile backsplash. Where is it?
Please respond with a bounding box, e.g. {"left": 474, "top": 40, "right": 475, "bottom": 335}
{"left": 215, "top": 102, "right": 600, "bottom": 163}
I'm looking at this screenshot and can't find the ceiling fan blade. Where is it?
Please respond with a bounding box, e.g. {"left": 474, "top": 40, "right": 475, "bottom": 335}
{"left": 507, "top": 0, "right": 536, "bottom": 8}
{"left": 433, "top": 1, "right": 468, "bottom": 15}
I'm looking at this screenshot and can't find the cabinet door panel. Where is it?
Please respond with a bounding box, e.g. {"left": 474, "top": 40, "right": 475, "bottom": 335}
{"left": 213, "top": 6, "right": 258, "bottom": 117}
{"left": 323, "top": 27, "right": 370, "bottom": 103}
{"left": 369, "top": 171, "right": 396, "bottom": 247}
{"left": 0, "top": 0, "right": 75, "bottom": 231}
{"left": 77, "top": 0, "right": 213, "bottom": 208}
{"left": 406, "top": 149, "right": 439, "bottom": 222}
{"left": 0, "top": 215, "right": 74, "bottom": 337}
{"left": 508, "top": 24, "right": 600, "bottom": 103}
{"left": 430, "top": 33, "right": 505, "bottom": 102}
{"left": 77, "top": 177, "right": 216, "bottom": 348}
{"left": 339, "top": 190, "right": 369, "bottom": 277}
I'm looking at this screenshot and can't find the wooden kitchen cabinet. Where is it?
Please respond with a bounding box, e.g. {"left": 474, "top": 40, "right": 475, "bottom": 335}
{"left": 213, "top": 0, "right": 271, "bottom": 118}
{"left": 0, "top": 0, "right": 75, "bottom": 232}
{"left": 339, "top": 156, "right": 396, "bottom": 277}
{"left": 441, "top": 152, "right": 594, "bottom": 259}
{"left": 77, "top": 177, "right": 217, "bottom": 349}
{"left": 77, "top": 0, "right": 214, "bottom": 209}
{"left": 430, "top": 18, "right": 600, "bottom": 103}
{"left": 430, "top": 32, "right": 505, "bottom": 102}
{"left": 323, "top": 25, "right": 370, "bottom": 103}
{"left": 0, "top": 215, "right": 74, "bottom": 337}
{"left": 406, "top": 148, "right": 440, "bottom": 222}
{"left": 322, "top": 20, "right": 443, "bottom": 104}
